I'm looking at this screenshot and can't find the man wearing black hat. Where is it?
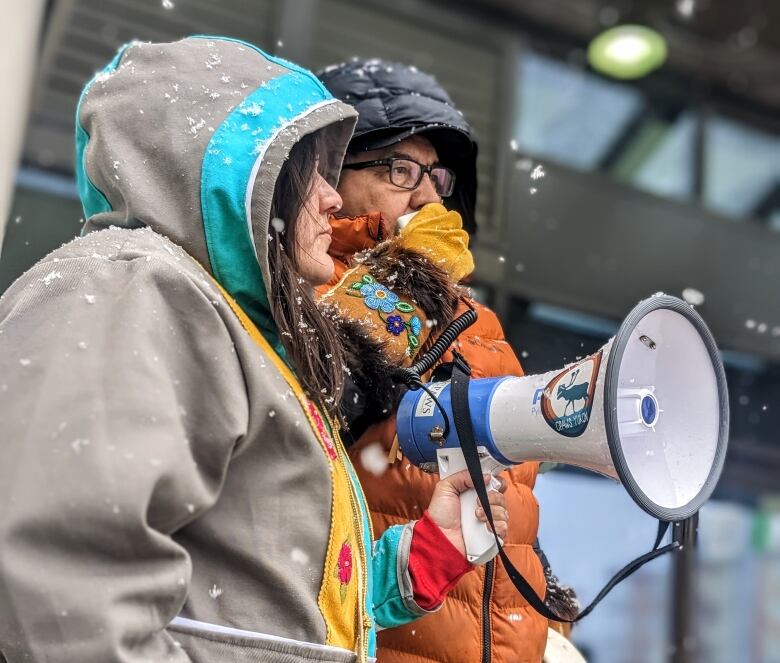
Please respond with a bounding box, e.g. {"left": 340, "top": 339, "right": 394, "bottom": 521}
{"left": 321, "top": 58, "right": 477, "bottom": 236}
{"left": 318, "top": 59, "right": 577, "bottom": 663}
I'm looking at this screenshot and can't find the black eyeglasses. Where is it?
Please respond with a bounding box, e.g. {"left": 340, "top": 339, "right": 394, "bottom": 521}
{"left": 341, "top": 157, "right": 456, "bottom": 197}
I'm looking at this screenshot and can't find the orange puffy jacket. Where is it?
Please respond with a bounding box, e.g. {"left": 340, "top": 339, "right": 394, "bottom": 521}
{"left": 322, "top": 213, "right": 548, "bottom": 663}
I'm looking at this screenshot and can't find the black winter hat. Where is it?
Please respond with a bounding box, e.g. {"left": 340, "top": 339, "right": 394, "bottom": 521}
{"left": 318, "top": 59, "right": 479, "bottom": 235}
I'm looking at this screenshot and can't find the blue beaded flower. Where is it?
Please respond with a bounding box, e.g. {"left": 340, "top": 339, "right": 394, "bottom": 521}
{"left": 409, "top": 315, "right": 422, "bottom": 336}
{"left": 360, "top": 282, "right": 399, "bottom": 313}
{"left": 386, "top": 315, "right": 405, "bottom": 336}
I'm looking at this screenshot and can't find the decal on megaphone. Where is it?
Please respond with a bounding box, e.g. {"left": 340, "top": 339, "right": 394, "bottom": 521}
{"left": 397, "top": 294, "right": 729, "bottom": 565}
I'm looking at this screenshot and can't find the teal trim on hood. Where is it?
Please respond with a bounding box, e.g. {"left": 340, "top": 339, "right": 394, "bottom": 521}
{"left": 75, "top": 43, "right": 131, "bottom": 222}
{"left": 200, "top": 65, "right": 337, "bottom": 361}
{"left": 192, "top": 35, "right": 331, "bottom": 97}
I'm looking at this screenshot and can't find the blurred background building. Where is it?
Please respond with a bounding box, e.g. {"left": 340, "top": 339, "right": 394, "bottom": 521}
{"left": 1, "top": 1, "right": 778, "bottom": 661}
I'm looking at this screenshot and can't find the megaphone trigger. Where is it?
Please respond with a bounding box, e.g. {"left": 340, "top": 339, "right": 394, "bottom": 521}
{"left": 488, "top": 475, "right": 503, "bottom": 493}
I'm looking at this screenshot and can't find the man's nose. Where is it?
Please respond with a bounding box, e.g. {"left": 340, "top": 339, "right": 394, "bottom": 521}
{"left": 410, "top": 173, "right": 442, "bottom": 209}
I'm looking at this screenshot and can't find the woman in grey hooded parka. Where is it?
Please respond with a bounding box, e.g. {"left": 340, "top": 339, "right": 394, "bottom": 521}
{"left": 0, "top": 37, "right": 509, "bottom": 663}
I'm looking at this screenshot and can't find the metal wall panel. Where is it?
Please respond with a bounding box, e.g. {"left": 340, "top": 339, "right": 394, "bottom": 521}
{"left": 23, "top": 0, "right": 278, "bottom": 174}
{"left": 487, "top": 155, "right": 780, "bottom": 362}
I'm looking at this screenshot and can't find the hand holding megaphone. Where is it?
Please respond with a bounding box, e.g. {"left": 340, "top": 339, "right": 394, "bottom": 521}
{"left": 427, "top": 469, "right": 509, "bottom": 562}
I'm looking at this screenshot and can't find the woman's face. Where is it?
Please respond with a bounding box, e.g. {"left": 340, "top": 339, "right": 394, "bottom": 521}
{"left": 294, "top": 170, "right": 343, "bottom": 285}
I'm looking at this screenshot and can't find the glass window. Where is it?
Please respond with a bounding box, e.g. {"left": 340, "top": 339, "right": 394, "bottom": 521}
{"left": 704, "top": 116, "right": 780, "bottom": 221}
{"left": 515, "top": 53, "right": 644, "bottom": 170}
{"left": 536, "top": 473, "right": 777, "bottom": 662}
{"left": 768, "top": 209, "right": 780, "bottom": 233}
{"left": 534, "top": 473, "right": 671, "bottom": 663}
{"left": 514, "top": 50, "right": 779, "bottom": 223}
{"left": 628, "top": 110, "right": 698, "bottom": 201}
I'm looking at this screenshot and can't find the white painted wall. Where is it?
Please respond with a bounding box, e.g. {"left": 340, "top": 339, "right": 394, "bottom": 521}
{"left": 0, "top": 0, "right": 46, "bottom": 253}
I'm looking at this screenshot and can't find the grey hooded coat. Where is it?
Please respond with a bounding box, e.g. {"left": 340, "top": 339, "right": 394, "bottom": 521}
{"left": 0, "top": 37, "right": 431, "bottom": 663}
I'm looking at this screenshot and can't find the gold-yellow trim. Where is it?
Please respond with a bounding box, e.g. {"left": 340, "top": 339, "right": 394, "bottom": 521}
{"left": 212, "top": 281, "right": 369, "bottom": 661}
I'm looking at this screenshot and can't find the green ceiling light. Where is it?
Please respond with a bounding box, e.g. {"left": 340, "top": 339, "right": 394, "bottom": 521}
{"left": 588, "top": 25, "right": 667, "bottom": 80}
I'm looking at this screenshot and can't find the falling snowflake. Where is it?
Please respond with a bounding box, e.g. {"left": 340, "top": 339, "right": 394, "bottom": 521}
{"left": 530, "top": 165, "right": 546, "bottom": 180}
{"left": 681, "top": 288, "right": 705, "bottom": 306}
{"left": 240, "top": 102, "right": 265, "bottom": 117}
{"left": 71, "top": 438, "right": 90, "bottom": 454}
{"left": 40, "top": 271, "right": 63, "bottom": 286}
{"left": 162, "top": 0, "right": 174, "bottom": 8}
{"left": 676, "top": 0, "right": 695, "bottom": 19}
{"left": 360, "top": 443, "right": 388, "bottom": 477}
{"left": 84, "top": 294, "right": 96, "bottom": 304}
{"left": 208, "top": 584, "right": 223, "bottom": 599}
{"left": 187, "top": 117, "right": 206, "bottom": 135}
{"left": 291, "top": 547, "right": 310, "bottom": 565}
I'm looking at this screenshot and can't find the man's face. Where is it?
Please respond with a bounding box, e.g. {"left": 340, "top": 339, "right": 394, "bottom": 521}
{"left": 336, "top": 135, "right": 442, "bottom": 234}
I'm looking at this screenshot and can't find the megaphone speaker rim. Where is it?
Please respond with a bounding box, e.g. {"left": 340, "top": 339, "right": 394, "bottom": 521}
{"left": 603, "top": 295, "right": 730, "bottom": 522}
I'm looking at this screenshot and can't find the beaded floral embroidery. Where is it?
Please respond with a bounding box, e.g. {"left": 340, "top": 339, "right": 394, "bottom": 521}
{"left": 335, "top": 540, "right": 353, "bottom": 603}
{"left": 346, "top": 273, "right": 421, "bottom": 354}
{"left": 307, "top": 400, "right": 338, "bottom": 461}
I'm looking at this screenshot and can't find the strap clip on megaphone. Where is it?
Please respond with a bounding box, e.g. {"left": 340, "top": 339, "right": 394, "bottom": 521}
{"left": 393, "top": 294, "right": 729, "bottom": 622}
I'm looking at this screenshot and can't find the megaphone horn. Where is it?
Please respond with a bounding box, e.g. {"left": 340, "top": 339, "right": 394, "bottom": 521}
{"left": 397, "top": 294, "right": 729, "bottom": 564}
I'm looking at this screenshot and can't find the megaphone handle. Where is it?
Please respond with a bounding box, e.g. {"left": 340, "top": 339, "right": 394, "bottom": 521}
{"left": 437, "top": 448, "right": 505, "bottom": 565}
{"left": 458, "top": 486, "right": 501, "bottom": 565}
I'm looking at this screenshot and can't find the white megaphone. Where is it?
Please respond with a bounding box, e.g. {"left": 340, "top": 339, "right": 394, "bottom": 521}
{"left": 397, "top": 294, "right": 730, "bottom": 565}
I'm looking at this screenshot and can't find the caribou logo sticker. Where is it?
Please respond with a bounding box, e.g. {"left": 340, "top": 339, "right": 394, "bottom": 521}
{"left": 540, "top": 351, "right": 603, "bottom": 438}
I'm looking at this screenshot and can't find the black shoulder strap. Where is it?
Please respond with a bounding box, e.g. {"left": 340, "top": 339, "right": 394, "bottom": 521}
{"left": 449, "top": 352, "right": 679, "bottom": 623}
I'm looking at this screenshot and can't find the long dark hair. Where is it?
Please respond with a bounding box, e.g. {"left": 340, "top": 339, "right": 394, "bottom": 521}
{"left": 268, "top": 132, "right": 345, "bottom": 417}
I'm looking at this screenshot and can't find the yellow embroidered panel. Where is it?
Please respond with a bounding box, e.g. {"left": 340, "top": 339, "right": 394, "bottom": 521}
{"left": 213, "top": 282, "right": 368, "bottom": 655}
